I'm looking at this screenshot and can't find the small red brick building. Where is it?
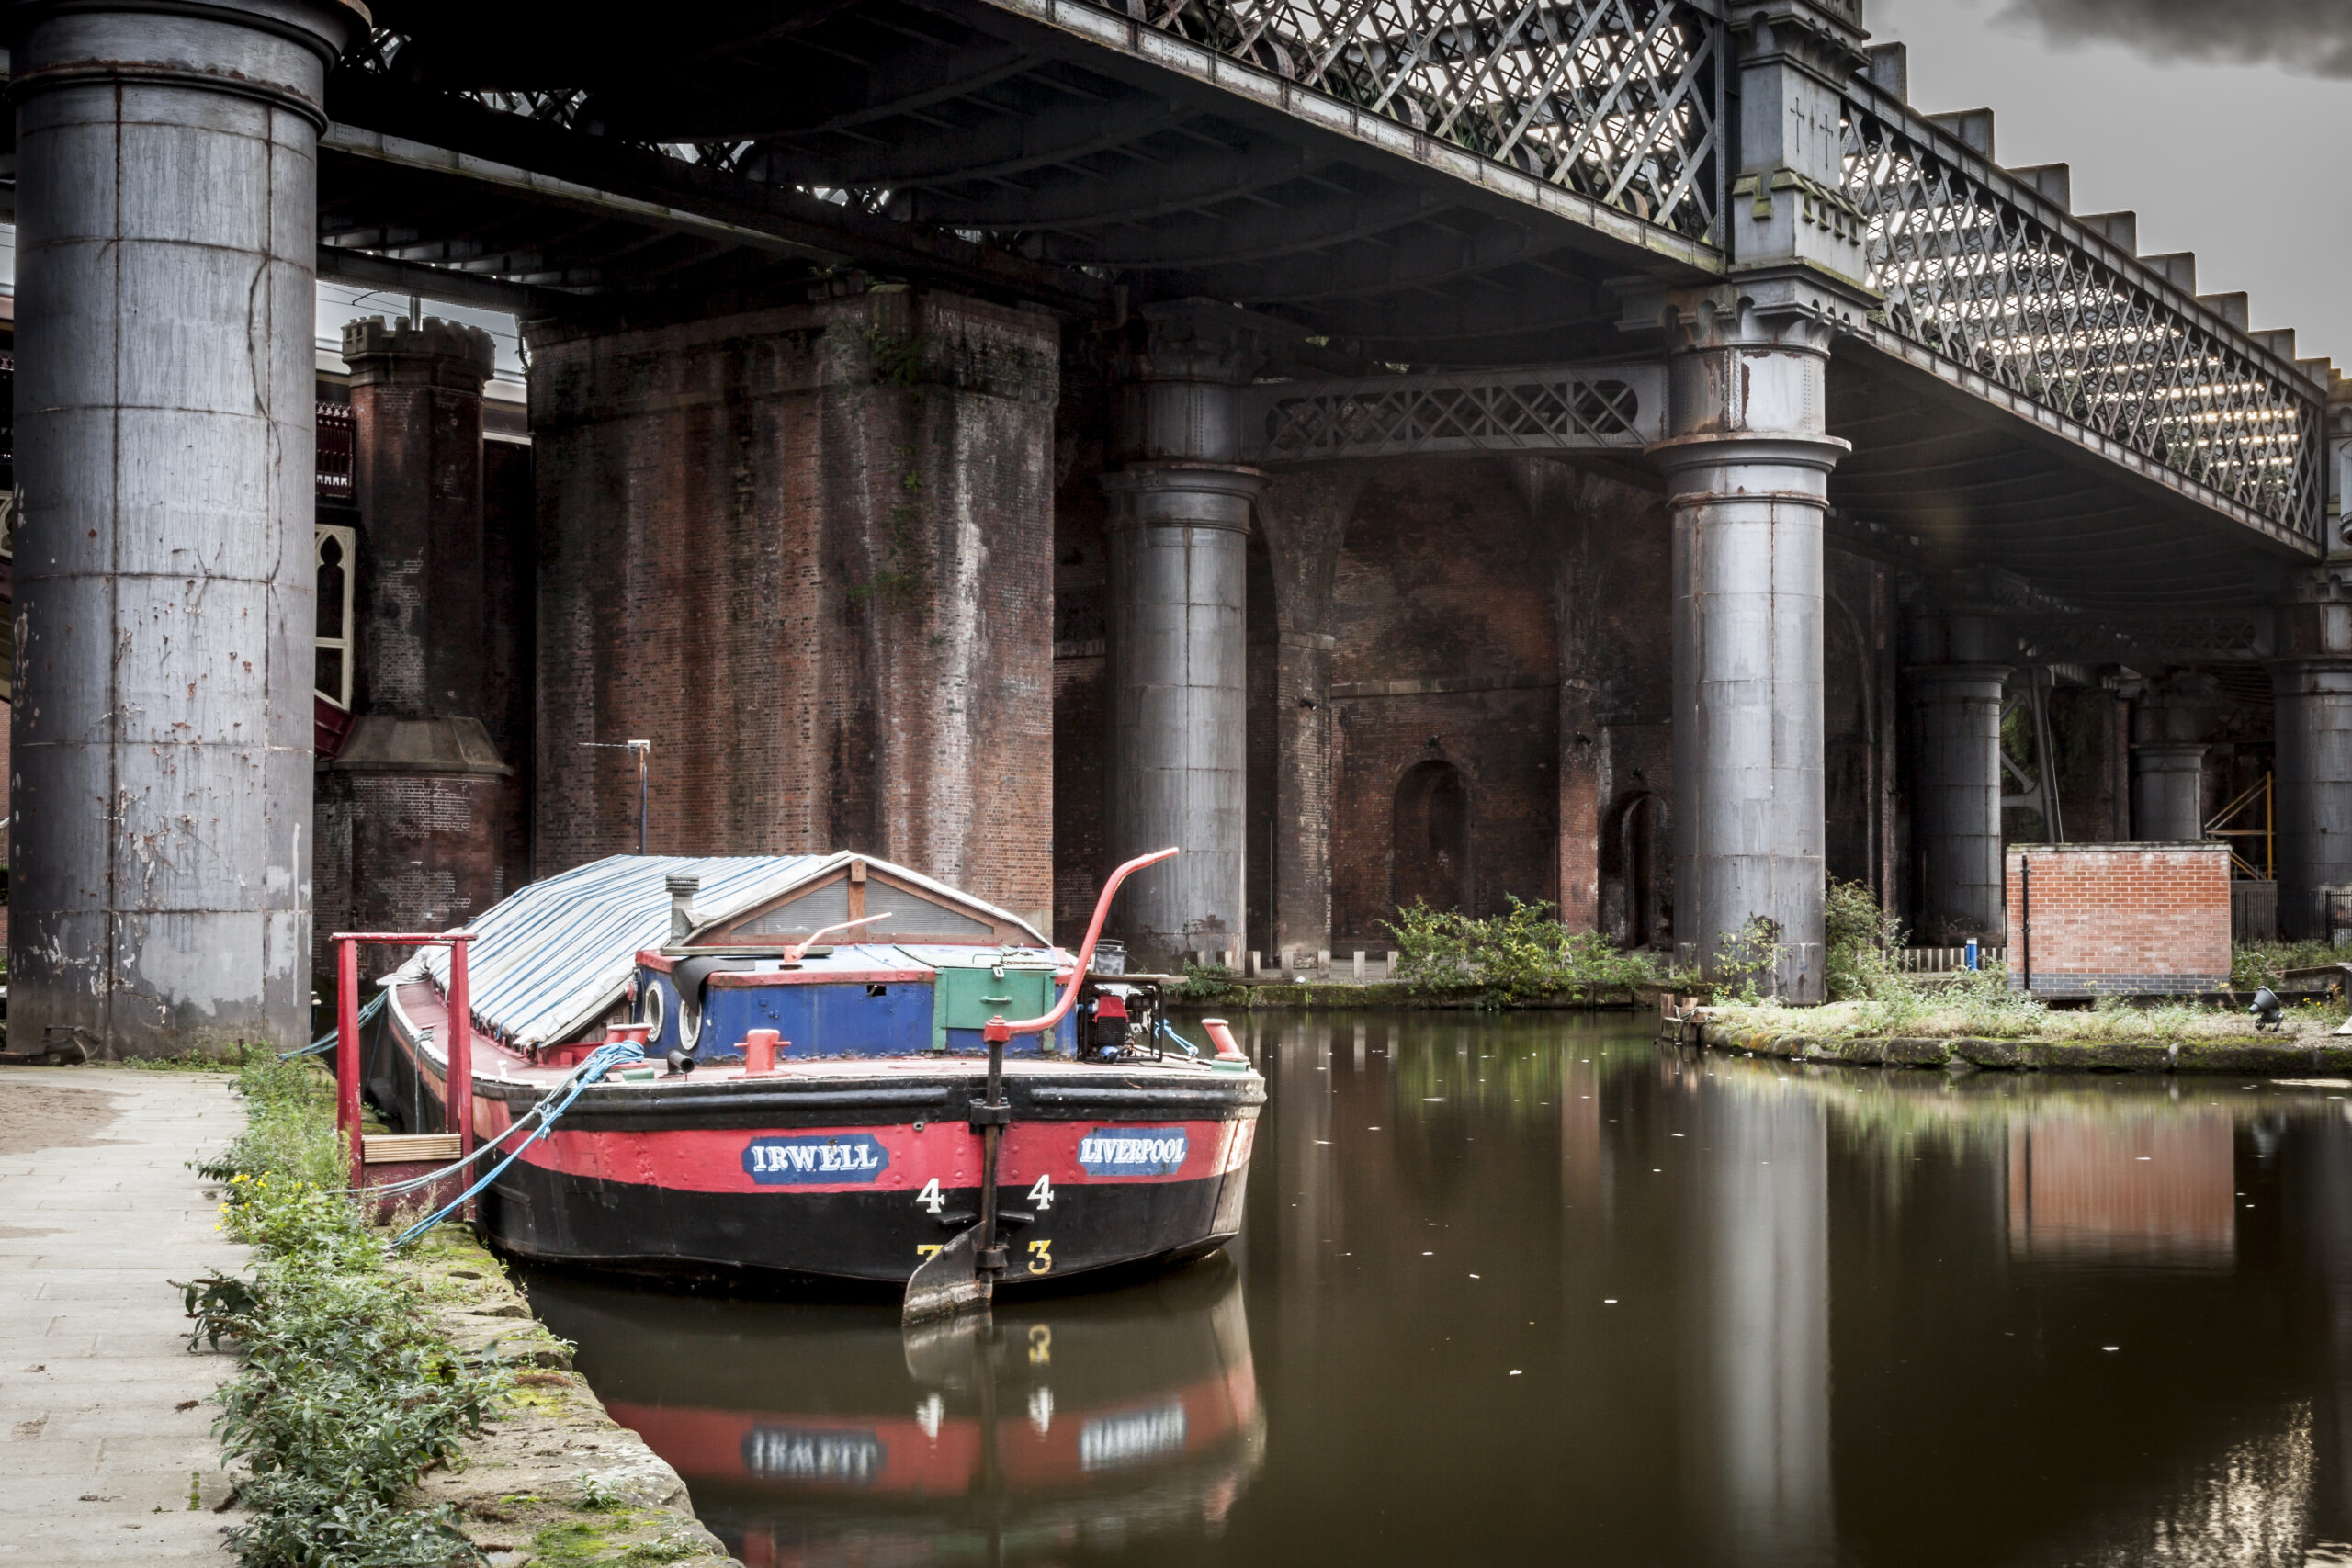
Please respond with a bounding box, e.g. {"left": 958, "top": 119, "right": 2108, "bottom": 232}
{"left": 2005, "top": 843, "right": 2233, "bottom": 998}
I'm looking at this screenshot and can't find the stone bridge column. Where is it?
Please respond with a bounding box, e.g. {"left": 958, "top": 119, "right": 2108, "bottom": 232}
{"left": 1255, "top": 467, "right": 1368, "bottom": 964}
{"left": 1638, "top": 0, "right": 1870, "bottom": 1001}
{"left": 1102, "top": 303, "right": 1267, "bottom": 970}
{"left": 2276, "top": 566, "right": 2352, "bottom": 939}
{"left": 7, "top": 0, "right": 365, "bottom": 1057}
{"left": 2131, "top": 673, "right": 2222, "bottom": 842}
{"left": 1905, "top": 581, "right": 2014, "bottom": 945}
{"left": 1652, "top": 297, "right": 1849, "bottom": 1000}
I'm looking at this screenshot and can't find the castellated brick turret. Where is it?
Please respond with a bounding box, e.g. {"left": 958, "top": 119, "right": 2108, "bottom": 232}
{"left": 315, "top": 316, "right": 517, "bottom": 979}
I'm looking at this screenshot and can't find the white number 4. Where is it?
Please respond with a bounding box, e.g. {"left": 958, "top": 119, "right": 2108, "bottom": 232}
{"left": 1026, "top": 1175, "right": 1055, "bottom": 1209}
{"left": 915, "top": 1178, "right": 944, "bottom": 1214}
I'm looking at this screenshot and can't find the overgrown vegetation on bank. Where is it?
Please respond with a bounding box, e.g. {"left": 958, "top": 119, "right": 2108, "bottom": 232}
{"left": 1699, "top": 879, "right": 2348, "bottom": 1042}
{"left": 1389, "top": 896, "right": 1661, "bottom": 1009}
{"left": 2233, "top": 940, "right": 2343, "bottom": 991}
{"left": 187, "top": 1055, "right": 510, "bottom": 1568}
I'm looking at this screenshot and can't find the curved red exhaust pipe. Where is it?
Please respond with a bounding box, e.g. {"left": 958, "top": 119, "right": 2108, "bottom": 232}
{"left": 1200, "top": 1018, "right": 1247, "bottom": 1061}
{"left": 985, "top": 847, "right": 1178, "bottom": 1043}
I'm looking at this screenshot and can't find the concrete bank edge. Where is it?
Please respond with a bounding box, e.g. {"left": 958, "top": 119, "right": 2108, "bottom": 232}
{"left": 392, "top": 1229, "right": 735, "bottom": 1565}
{"left": 1667, "top": 1021, "right": 2352, "bottom": 1075}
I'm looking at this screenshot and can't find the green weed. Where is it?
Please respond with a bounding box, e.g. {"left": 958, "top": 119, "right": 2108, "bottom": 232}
{"left": 183, "top": 1076, "right": 509, "bottom": 1567}
{"left": 1387, "top": 896, "right": 1658, "bottom": 1010}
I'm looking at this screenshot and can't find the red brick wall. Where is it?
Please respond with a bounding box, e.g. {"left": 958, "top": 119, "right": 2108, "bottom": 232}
{"left": 2004, "top": 844, "right": 2232, "bottom": 996}
{"left": 530, "top": 291, "right": 1058, "bottom": 924}
{"left": 1329, "top": 460, "right": 1560, "bottom": 944}
{"left": 1573, "top": 474, "right": 1676, "bottom": 947}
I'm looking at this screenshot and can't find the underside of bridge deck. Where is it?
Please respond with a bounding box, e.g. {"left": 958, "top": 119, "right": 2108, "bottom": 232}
{"left": 321, "top": 0, "right": 1713, "bottom": 364}
{"left": 1826, "top": 350, "right": 2315, "bottom": 614}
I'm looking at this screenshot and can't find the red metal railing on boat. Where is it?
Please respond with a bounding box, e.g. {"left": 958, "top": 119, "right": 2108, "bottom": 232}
{"left": 331, "top": 930, "right": 477, "bottom": 1190}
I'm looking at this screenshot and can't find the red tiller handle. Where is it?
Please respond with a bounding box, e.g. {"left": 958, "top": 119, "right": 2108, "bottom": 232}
{"left": 985, "top": 847, "right": 1178, "bottom": 1043}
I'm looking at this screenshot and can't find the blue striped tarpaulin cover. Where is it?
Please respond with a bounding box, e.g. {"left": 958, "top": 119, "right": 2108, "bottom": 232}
{"left": 393, "top": 853, "right": 1048, "bottom": 1048}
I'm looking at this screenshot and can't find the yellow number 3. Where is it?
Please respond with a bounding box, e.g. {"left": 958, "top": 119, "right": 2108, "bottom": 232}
{"left": 1026, "top": 1238, "right": 1053, "bottom": 1275}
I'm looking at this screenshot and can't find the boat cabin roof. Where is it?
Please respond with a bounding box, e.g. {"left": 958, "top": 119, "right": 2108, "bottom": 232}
{"left": 396, "top": 853, "right": 1049, "bottom": 1047}
{"left": 636, "top": 942, "right": 1065, "bottom": 984}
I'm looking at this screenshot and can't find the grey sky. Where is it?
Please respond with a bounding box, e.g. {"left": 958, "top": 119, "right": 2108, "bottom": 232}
{"left": 1866, "top": 0, "right": 2349, "bottom": 369}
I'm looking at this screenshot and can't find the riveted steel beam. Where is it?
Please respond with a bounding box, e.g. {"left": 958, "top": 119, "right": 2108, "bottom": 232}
{"left": 770, "top": 91, "right": 1196, "bottom": 187}
{"left": 322, "top": 80, "right": 1114, "bottom": 313}
{"left": 900, "top": 137, "right": 1331, "bottom": 229}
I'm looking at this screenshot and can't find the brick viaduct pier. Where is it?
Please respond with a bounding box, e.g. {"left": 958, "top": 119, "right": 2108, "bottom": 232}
{"left": 0, "top": 0, "right": 2343, "bottom": 1053}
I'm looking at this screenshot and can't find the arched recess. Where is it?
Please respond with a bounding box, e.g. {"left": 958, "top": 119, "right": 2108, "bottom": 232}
{"left": 1393, "top": 760, "right": 1472, "bottom": 915}
{"left": 1609, "top": 790, "right": 1666, "bottom": 950}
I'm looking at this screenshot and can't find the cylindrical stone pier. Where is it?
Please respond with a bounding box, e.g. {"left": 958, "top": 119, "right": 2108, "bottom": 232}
{"left": 8, "top": 0, "right": 362, "bottom": 1057}
{"left": 2132, "top": 743, "right": 2211, "bottom": 843}
{"left": 1102, "top": 464, "right": 1265, "bottom": 970}
{"left": 1101, "top": 302, "right": 1266, "bottom": 970}
{"left": 1909, "top": 665, "right": 2011, "bottom": 944}
{"left": 2275, "top": 660, "right": 2352, "bottom": 940}
{"left": 2273, "top": 568, "right": 2352, "bottom": 941}
{"left": 1652, "top": 302, "right": 1847, "bottom": 1001}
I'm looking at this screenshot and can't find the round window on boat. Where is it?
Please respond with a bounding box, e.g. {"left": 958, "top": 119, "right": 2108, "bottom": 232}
{"left": 678, "top": 985, "right": 703, "bottom": 1050}
{"left": 641, "top": 980, "right": 665, "bottom": 1042}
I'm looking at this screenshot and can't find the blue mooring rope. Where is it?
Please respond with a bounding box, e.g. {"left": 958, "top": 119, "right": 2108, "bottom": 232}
{"left": 283, "top": 991, "right": 387, "bottom": 1059}
{"left": 390, "top": 1039, "right": 647, "bottom": 1248}
{"left": 1155, "top": 1014, "right": 1199, "bottom": 1058}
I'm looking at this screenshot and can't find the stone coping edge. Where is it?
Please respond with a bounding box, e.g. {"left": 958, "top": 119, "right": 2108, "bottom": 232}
{"left": 1665, "top": 1021, "right": 2352, "bottom": 1075}
{"left": 1172, "top": 984, "right": 1643, "bottom": 1010}
{"left": 390, "top": 1227, "right": 732, "bottom": 1565}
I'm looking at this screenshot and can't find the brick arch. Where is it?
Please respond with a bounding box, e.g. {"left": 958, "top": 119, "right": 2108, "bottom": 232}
{"left": 1392, "top": 758, "right": 1473, "bottom": 918}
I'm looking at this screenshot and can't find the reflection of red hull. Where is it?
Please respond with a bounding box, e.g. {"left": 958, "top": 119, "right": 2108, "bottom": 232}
{"left": 526, "top": 1255, "right": 1264, "bottom": 1568}
{"left": 609, "top": 1363, "right": 1257, "bottom": 1496}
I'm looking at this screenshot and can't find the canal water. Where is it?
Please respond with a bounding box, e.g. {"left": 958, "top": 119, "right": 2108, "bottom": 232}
{"left": 523, "top": 1013, "right": 2352, "bottom": 1567}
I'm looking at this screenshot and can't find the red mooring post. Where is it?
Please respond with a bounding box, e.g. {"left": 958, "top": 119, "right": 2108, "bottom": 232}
{"left": 336, "top": 935, "right": 363, "bottom": 1190}
{"left": 447, "top": 934, "right": 474, "bottom": 1160}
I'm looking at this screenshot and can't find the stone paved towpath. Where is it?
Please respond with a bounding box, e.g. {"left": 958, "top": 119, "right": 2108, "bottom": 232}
{"left": 0, "top": 1066, "right": 248, "bottom": 1564}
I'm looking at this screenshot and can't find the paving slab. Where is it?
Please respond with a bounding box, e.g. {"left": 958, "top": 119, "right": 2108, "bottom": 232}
{"left": 0, "top": 1067, "right": 247, "bottom": 1565}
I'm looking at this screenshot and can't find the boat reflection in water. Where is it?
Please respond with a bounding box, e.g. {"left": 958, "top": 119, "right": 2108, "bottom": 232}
{"left": 523, "top": 1257, "right": 1263, "bottom": 1565}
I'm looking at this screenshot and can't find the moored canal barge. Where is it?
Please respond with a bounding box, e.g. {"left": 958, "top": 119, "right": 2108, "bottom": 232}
{"left": 368, "top": 851, "right": 1262, "bottom": 1292}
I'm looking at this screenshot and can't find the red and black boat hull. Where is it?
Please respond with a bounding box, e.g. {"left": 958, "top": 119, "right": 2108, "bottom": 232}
{"left": 465, "top": 1072, "right": 1261, "bottom": 1286}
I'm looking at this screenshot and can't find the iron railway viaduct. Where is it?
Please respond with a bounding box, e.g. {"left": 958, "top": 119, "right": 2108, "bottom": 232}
{"left": 1, "top": 0, "right": 2345, "bottom": 1054}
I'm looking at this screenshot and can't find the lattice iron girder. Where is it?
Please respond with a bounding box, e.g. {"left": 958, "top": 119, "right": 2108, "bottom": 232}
{"left": 1009, "top": 0, "right": 1724, "bottom": 244}
{"left": 2014, "top": 615, "right": 2273, "bottom": 666}
{"left": 1237, "top": 361, "right": 1663, "bottom": 461}
{"left": 1842, "top": 84, "right": 2324, "bottom": 545}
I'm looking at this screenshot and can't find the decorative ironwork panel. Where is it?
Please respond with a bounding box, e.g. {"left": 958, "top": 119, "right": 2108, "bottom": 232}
{"left": 1101, "top": 0, "right": 1724, "bottom": 243}
{"left": 1241, "top": 363, "right": 1664, "bottom": 461}
{"left": 1842, "top": 90, "right": 2324, "bottom": 541}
